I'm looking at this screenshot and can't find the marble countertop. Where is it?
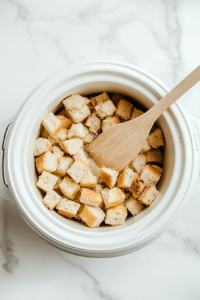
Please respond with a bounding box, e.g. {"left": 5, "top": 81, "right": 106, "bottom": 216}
{"left": 1, "top": 0, "right": 200, "bottom": 299}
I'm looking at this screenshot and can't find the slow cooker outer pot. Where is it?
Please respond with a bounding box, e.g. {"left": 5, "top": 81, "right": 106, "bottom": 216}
{"left": 1, "top": 61, "right": 200, "bottom": 257}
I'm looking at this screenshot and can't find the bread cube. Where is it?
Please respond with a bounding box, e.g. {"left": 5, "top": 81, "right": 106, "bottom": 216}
{"left": 34, "top": 138, "right": 52, "bottom": 156}
{"left": 74, "top": 203, "right": 84, "bottom": 221}
{"left": 102, "top": 116, "right": 120, "bottom": 132}
{"left": 50, "top": 127, "right": 68, "bottom": 141}
{"left": 68, "top": 105, "right": 91, "bottom": 123}
{"left": 93, "top": 183, "right": 106, "bottom": 193}
{"left": 105, "top": 205, "right": 127, "bottom": 226}
{"left": 129, "top": 154, "right": 146, "bottom": 174}
{"left": 56, "top": 157, "right": 73, "bottom": 176}
{"left": 129, "top": 173, "right": 145, "bottom": 198}
{"left": 42, "top": 190, "right": 62, "bottom": 210}
{"left": 35, "top": 151, "right": 58, "bottom": 173}
{"left": 95, "top": 100, "right": 116, "bottom": 119}
{"left": 36, "top": 171, "right": 58, "bottom": 192}
{"left": 131, "top": 108, "right": 144, "bottom": 119}
{"left": 111, "top": 94, "right": 126, "bottom": 105}
{"left": 53, "top": 177, "right": 62, "bottom": 190}
{"left": 52, "top": 146, "right": 64, "bottom": 160}
{"left": 58, "top": 108, "right": 68, "bottom": 117}
{"left": 80, "top": 205, "right": 105, "bottom": 228}
{"left": 117, "top": 167, "right": 135, "bottom": 188}
{"left": 68, "top": 123, "right": 89, "bottom": 139}
{"left": 63, "top": 94, "right": 90, "bottom": 110}
{"left": 138, "top": 184, "right": 159, "bottom": 206}
{"left": 42, "top": 111, "right": 62, "bottom": 136}
{"left": 115, "top": 99, "right": 133, "bottom": 120}
{"left": 87, "top": 156, "right": 100, "bottom": 180}
{"left": 72, "top": 149, "right": 88, "bottom": 164}
{"left": 59, "top": 176, "right": 80, "bottom": 200}
{"left": 152, "top": 165, "right": 163, "bottom": 173}
{"left": 48, "top": 136, "right": 60, "bottom": 146}
{"left": 148, "top": 128, "right": 165, "bottom": 149}
{"left": 67, "top": 158, "right": 89, "bottom": 183}
{"left": 85, "top": 113, "right": 101, "bottom": 133}
{"left": 80, "top": 170, "right": 97, "bottom": 188}
{"left": 124, "top": 196, "right": 144, "bottom": 216}
{"left": 56, "top": 115, "right": 72, "bottom": 129}
{"left": 91, "top": 92, "right": 110, "bottom": 107}
{"left": 100, "top": 167, "right": 119, "bottom": 188}
{"left": 80, "top": 188, "right": 102, "bottom": 207}
{"left": 82, "top": 132, "right": 95, "bottom": 144}
{"left": 146, "top": 149, "right": 163, "bottom": 163}
{"left": 41, "top": 127, "right": 49, "bottom": 139}
{"left": 140, "top": 164, "right": 161, "bottom": 186}
{"left": 56, "top": 198, "right": 81, "bottom": 218}
{"left": 60, "top": 138, "right": 83, "bottom": 155}
{"left": 101, "top": 187, "right": 125, "bottom": 209}
{"left": 140, "top": 140, "right": 151, "bottom": 154}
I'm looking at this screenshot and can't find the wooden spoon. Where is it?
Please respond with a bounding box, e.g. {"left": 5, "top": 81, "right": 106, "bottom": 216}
{"left": 87, "top": 66, "right": 200, "bottom": 172}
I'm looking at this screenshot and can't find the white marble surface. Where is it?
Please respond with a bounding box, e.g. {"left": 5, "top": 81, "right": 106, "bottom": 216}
{"left": 1, "top": 0, "right": 200, "bottom": 299}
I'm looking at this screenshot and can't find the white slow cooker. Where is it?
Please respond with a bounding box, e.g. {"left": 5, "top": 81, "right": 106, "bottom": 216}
{"left": 1, "top": 61, "right": 200, "bottom": 257}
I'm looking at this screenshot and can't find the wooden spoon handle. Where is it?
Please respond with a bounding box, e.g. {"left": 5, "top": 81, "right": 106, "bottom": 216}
{"left": 146, "top": 66, "right": 200, "bottom": 123}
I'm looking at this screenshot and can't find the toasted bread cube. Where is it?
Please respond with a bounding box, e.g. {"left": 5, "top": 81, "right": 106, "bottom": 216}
{"left": 43, "top": 190, "right": 62, "bottom": 210}
{"left": 138, "top": 185, "right": 159, "bottom": 206}
{"left": 74, "top": 203, "right": 84, "bottom": 221}
{"left": 105, "top": 205, "right": 127, "bottom": 226}
{"left": 59, "top": 176, "right": 80, "bottom": 200}
{"left": 85, "top": 113, "right": 101, "bottom": 133}
{"left": 67, "top": 158, "right": 89, "bottom": 183}
{"left": 124, "top": 196, "right": 144, "bottom": 216}
{"left": 60, "top": 138, "right": 83, "bottom": 155}
{"left": 48, "top": 136, "right": 60, "bottom": 146}
{"left": 102, "top": 116, "right": 120, "bottom": 132}
{"left": 111, "top": 94, "right": 126, "bottom": 105}
{"left": 68, "top": 105, "right": 91, "bottom": 123}
{"left": 42, "top": 111, "right": 62, "bottom": 136}
{"left": 53, "top": 177, "right": 62, "bottom": 190}
{"left": 140, "top": 164, "right": 161, "bottom": 186}
{"left": 131, "top": 108, "right": 144, "bottom": 119}
{"left": 117, "top": 167, "right": 135, "bottom": 188}
{"left": 87, "top": 156, "right": 100, "bottom": 180}
{"left": 100, "top": 167, "right": 119, "bottom": 188}
{"left": 82, "top": 132, "right": 95, "bottom": 144}
{"left": 68, "top": 123, "right": 89, "bottom": 139}
{"left": 58, "top": 108, "right": 68, "bottom": 117}
{"left": 148, "top": 128, "right": 165, "bottom": 149}
{"left": 95, "top": 100, "right": 116, "bottom": 119}
{"left": 140, "top": 140, "right": 151, "bottom": 154}
{"left": 56, "top": 198, "right": 81, "bottom": 218}
{"left": 36, "top": 171, "right": 58, "bottom": 192}
{"left": 101, "top": 187, "right": 125, "bottom": 209}
{"left": 52, "top": 146, "right": 64, "bottom": 160}
{"left": 146, "top": 149, "right": 163, "bottom": 163}
{"left": 151, "top": 165, "right": 163, "bottom": 173}
{"left": 80, "top": 205, "right": 105, "bottom": 228}
{"left": 80, "top": 170, "right": 97, "bottom": 188}
{"left": 35, "top": 151, "right": 58, "bottom": 173}
{"left": 115, "top": 99, "right": 133, "bottom": 120}
{"left": 34, "top": 138, "right": 52, "bottom": 156}
{"left": 72, "top": 149, "right": 88, "bottom": 164}
{"left": 41, "top": 127, "right": 49, "bottom": 139}
{"left": 50, "top": 127, "right": 68, "bottom": 141}
{"left": 63, "top": 94, "right": 90, "bottom": 111}
{"left": 91, "top": 92, "right": 110, "bottom": 107}
{"left": 129, "top": 154, "right": 147, "bottom": 174}
{"left": 56, "top": 115, "right": 72, "bottom": 129}
{"left": 80, "top": 188, "right": 102, "bottom": 207}
{"left": 93, "top": 183, "right": 105, "bottom": 193}
{"left": 129, "top": 173, "right": 145, "bottom": 198}
{"left": 56, "top": 157, "right": 73, "bottom": 176}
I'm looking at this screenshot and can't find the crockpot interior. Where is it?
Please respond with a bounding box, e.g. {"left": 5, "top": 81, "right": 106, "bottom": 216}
{"left": 29, "top": 81, "right": 175, "bottom": 232}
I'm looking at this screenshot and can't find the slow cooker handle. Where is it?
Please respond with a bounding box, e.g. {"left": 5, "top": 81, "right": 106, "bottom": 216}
{"left": 187, "top": 113, "right": 200, "bottom": 198}
{"left": 0, "top": 115, "right": 15, "bottom": 202}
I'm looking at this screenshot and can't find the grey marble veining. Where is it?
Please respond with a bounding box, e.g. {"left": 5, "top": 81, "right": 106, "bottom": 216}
{"left": 0, "top": 0, "right": 200, "bottom": 299}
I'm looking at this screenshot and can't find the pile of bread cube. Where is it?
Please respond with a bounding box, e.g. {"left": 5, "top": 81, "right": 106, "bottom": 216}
{"left": 34, "top": 92, "right": 165, "bottom": 228}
